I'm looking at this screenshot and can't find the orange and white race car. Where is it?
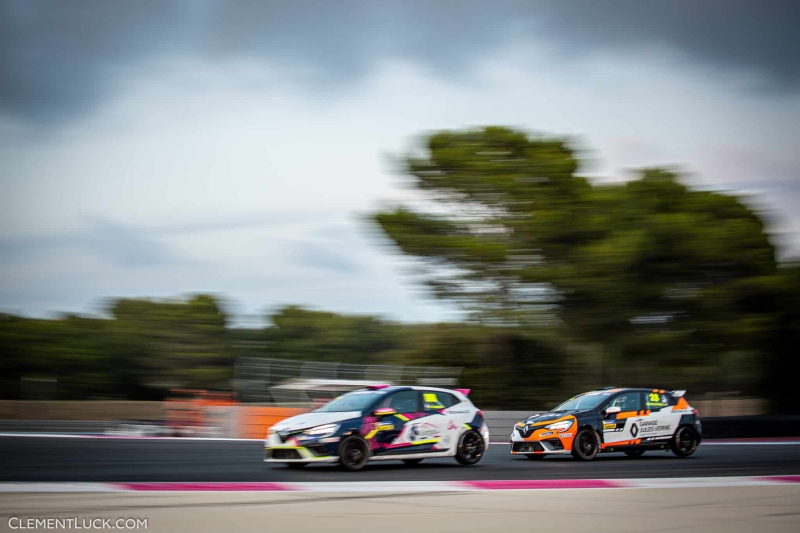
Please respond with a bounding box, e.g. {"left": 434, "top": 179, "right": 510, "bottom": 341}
{"left": 510, "top": 387, "right": 702, "bottom": 460}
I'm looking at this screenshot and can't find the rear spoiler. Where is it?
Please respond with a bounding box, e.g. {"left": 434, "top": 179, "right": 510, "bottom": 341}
{"left": 672, "top": 390, "right": 686, "bottom": 398}
{"left": 455, "top": 388, "right": 471, "bottom": 396}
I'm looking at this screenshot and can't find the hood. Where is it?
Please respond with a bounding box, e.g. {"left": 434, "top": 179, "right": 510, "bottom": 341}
{"left": 271, "top": 411, "right": 361, "bottom": 432}
{"left": 521, "top": 410, "right": 589, "bottom": 425}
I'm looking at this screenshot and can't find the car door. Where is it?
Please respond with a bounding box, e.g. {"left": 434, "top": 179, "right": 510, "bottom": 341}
{"left": 370, "top": 389, "right": 420, "bottom": 454}
{"left": 601, "top": 391, "right": 645, "bottom": 446}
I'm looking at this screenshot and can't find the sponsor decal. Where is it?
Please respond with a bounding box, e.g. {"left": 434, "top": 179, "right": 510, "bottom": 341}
{"left": 559, "top": 433, "right": 573, "bottom": 438}
{"left": 630, "top": 424, "right": 639, "bottom": 438}
{"left": 539, "top": 431, "right": 554, "bottom": 437}
{"left": 408, "top": 422, "right": 440, "bottom": 442}
{"left": 603, "top": 423, "right": 616, "bottom": 430}
{"left": 639, "top": 419, "right": 672, "bottom": 434}
{"left": 376, "top": 423, "right": 394, "bottom": 431}
{"left": 446, "top": 410, "right": 472, "bottom": 415}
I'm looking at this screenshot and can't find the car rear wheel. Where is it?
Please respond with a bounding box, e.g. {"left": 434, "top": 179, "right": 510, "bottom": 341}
{"left": 624, "top": 450, "right": 645, "bottom": 458}
{"left": 403, "top": 459, "right": 423, "bottom": 466}
{"left": 339, "top": 435, "right": 370, "bottom": 471}
{"left": 571, "top": 429, "right": 599, "bottom": 461}
{"left": 671, "top": 426, "right": 698, "bottom": 457}
{"left": 455, "top": 430, "right": 485, "bottom": 465}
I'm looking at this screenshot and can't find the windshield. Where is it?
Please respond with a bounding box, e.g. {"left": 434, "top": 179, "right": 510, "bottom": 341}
{"left": 552, "top": 392, "right": 612, "bottom": 412}
{"left": 314, "top": 390, "right": 384, "bottom": 413}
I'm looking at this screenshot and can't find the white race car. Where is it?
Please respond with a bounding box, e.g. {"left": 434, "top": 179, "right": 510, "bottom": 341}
{"left": 265, "top": 385, "right": 489, "bottom": 471}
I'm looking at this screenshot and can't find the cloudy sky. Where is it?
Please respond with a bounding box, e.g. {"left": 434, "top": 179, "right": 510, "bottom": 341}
{"left": 1, "top": 0, "right": 798, "bottom": 325}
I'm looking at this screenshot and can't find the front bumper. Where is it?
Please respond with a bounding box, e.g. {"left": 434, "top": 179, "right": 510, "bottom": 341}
{"left": 264, "top": 431, "right": 340, "bottom": 463}
{"left": 509, "top": 422, "right": 575, "bottom": 455}
{"left": 264, "top": 446, "right": 339, "bottom": 463}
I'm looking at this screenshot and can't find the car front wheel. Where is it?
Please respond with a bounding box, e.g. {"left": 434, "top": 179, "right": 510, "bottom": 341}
{"left": 339, "top": 435, "right": 370, "bottom": 471}
{"left": 571, "top": 429, "right": 600, "bottom": 461}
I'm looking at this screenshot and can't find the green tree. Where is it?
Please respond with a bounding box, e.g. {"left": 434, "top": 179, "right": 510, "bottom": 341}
{"left": 109, "top": 294, "right": 232, "bottom": 392}
{"left": 374, "top": 127, "right": 777, "bottom": 393}
{"left": 261, "top": 306, "right": 404, "bottom": 365}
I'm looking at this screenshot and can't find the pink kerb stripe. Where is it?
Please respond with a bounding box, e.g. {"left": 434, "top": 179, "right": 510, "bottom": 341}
{"left": 462, "top": 479, "right": 618, "bottom": 490}
{"left": 762, "top": 476, "right": 800, "bottom": 484}
{"left": 118, "top": 482, "right": 293, "bottom": 491}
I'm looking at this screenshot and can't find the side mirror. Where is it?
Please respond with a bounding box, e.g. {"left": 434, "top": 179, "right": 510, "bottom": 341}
{"left": 374, "top": 407, "right": 396, "bottom": 417}
{"left": 605, "top": 406, "right": 621, "bottom": 416}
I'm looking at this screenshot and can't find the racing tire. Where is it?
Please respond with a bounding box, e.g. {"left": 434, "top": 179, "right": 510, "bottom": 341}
{"left": 338, "top": 435, "right": 370, "bottom": 471}
{"left": 670, "top": 426, "right": 699, "bottom": 458}
{"left": 525, "top": 454, "right": 547, "bottom": 460}
{"left": 403, "top": 459, "right": 423, "bottom": 466}
{"left": 571, "top": 429, "right": 600, "bottom": 461}
{"left": 285, "top": 462, "right": 307, "bottom": 469}
{"left": 624, "top": 450, "right": 645, "bottom": 458}
{"left": 455, "top": 430, "right": 485, "bottom": 466}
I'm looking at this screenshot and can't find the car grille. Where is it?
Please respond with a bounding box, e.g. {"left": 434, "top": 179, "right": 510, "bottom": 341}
{"left": 268, "top": 449, "right": 302, "bottom": 460}
{"left": 516, "top": 424, "right": 548, "bottom": 438}
{"left": 512, "top": 441, "right": 544, "bottom": 453}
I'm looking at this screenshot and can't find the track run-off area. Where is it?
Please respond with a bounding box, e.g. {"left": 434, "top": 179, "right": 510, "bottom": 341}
{"left": 2, "top": 436, "right": 800, "bottom": 533}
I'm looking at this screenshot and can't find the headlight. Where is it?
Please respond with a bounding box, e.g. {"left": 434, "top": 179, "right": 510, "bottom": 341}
{"left": 545, "top": 420, "right": 573, "bottom": 433}
{"left": 304, "top": 424, "right": 339, "bottom": 438}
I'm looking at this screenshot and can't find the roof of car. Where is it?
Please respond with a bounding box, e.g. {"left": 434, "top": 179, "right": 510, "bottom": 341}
{"left": 588, "top": 387, "right": 673, "bottom": 394}
{"left": 356, "top": 385, "right": 469, "bottom": 397}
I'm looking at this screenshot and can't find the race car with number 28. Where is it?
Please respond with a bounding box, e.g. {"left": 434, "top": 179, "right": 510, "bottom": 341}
{"left": 265, "top": 385, "right": 489, "bottom": 471}
{"left": 510, "top": 387, "right": 702, "bottom": 460}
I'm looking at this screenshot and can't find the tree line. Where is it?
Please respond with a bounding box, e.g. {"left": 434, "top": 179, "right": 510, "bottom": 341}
{"left": 1, "top": 127, "right": 798, "bottom": 411}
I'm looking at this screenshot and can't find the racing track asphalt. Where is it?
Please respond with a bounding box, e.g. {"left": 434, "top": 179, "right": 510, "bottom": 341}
{"left": 2, "top": 436, "right": 800, "bottom": 483}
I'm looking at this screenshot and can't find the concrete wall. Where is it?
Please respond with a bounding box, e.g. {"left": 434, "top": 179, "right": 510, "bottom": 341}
{"left": 0, "top": 401, "right": 163, "bottom": 421}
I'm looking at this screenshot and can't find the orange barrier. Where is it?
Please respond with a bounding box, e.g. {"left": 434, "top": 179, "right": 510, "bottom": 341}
{"left": 237, "top": 406, "right": 309, "bottom": 439}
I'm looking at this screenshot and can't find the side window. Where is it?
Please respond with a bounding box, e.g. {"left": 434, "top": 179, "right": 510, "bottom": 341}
{"left": 606, "top": 392, "right": 641, "bottom": 413}
{"left": 646, "top": 391, "right": 670, "bottom": 411}
{"left": 382, "top": 390, "right": 420, "bottom": 414}
{"left": 423, "top": 391, "right": 458, "bottom": 412}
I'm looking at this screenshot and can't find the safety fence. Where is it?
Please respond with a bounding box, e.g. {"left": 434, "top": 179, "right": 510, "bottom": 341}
{"left": 232, "top": 357, "right": 462, "bottom": 403}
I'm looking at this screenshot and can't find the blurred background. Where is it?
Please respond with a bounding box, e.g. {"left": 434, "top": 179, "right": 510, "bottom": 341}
{"left": 1, "top": 1, "right": 799, "bottom": 436}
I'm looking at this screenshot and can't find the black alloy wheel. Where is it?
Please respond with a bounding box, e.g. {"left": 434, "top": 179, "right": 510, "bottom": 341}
{"left": 455, "top": 430, "right": 485, "bottom": 465}
{"left": 339, "top": 435, "right": 370, "bottom": 471}
{"left": 671, "top": 426, "right": 698, "bottom": 457}
{"left": 571, "top": 429, "right": 599, "bottom": 461}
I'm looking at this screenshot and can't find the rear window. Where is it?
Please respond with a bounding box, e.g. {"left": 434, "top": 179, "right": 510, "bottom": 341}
{"left": 646, "top": 391, "right": 674, "bottom": 410}
{"left": 423, "top": 391, "right": 459, "bottom": 411}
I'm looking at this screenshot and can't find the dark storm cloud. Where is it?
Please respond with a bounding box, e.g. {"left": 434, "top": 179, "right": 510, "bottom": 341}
{"left": 2, "top": 0, "right": 798, "bottom": 124}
